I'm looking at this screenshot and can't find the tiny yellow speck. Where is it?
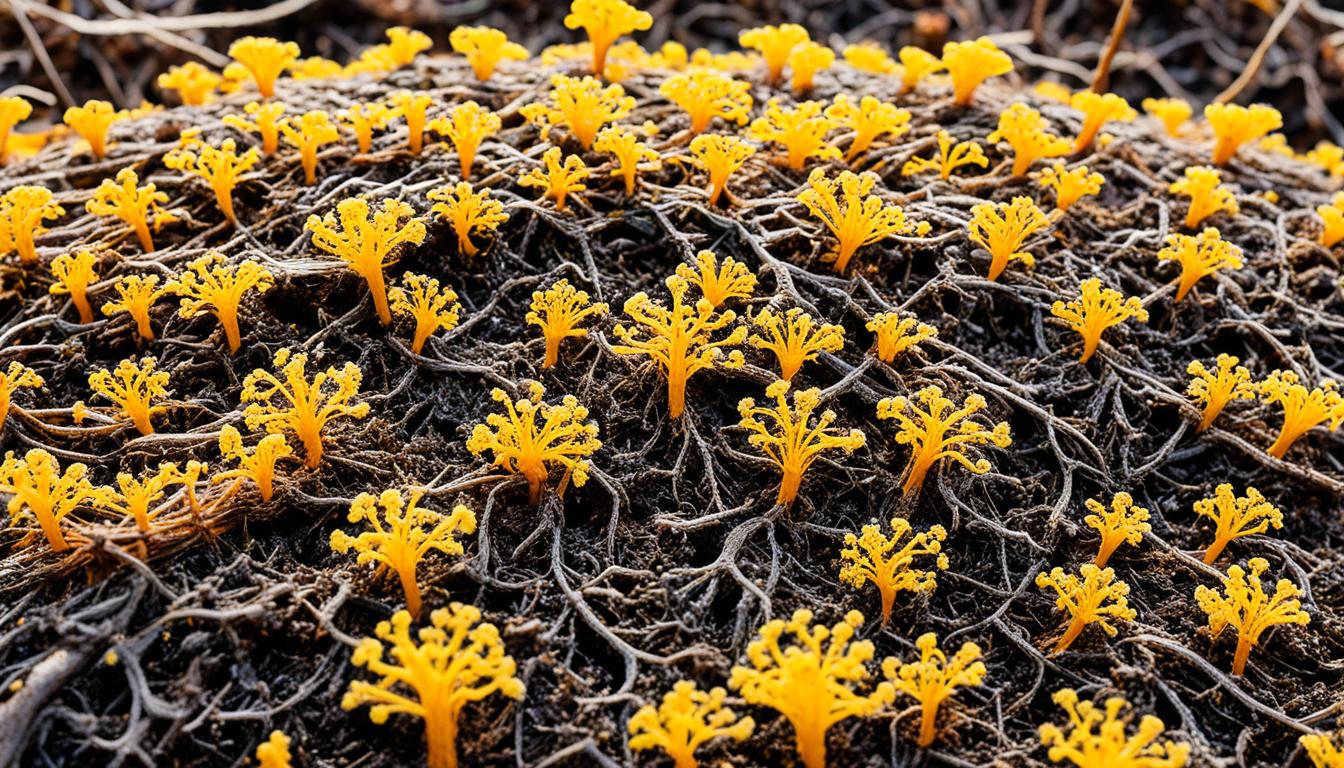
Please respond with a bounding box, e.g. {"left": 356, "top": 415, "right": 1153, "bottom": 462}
{"left": 104, "top": 650, "right": 119, "bottom": 666}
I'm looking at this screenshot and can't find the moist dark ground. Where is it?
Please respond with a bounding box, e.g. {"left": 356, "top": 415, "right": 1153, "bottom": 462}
{"left": 0, "top": 49, "right": 1343, "bottom": 768}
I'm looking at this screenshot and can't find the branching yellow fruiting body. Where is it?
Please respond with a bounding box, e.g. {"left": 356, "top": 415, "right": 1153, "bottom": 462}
{"left": 390, "top": 272, "right": 461, "bottom": 355}
{"left": 342, "top": 605, "right": 525, "bottom": 768}
{"left": 340, "top": 102, "right": 393, "bottom": 155}
{"left": 564, "top": 0, "right": 652, "bottom": 75}
{"left": 1050, "top": 278, "right": 1148, "bottom": 363}
{"left": 0, "top": 449, "right": 97, "bottom": 553}
{"left": 157, "top": 62, "right": 221, "bottom": 106}
{"left": 841, "top": 42, "right": 897, "bottom": 75}
{"left": 1195, "top": 484, "right": 1281, "bottom": 564}
{"left": 213, "top": 425, "right": 292, "bottom": 502}
{"left": 611, "top": 275, "right": 746, "bottom": 419}
{"left": 748, "top": 99, "right": 839, "bottom": 171}
{"left": 0, "top": 185, "right": 64, "bottom": 264}
{"left": 868, "top": 313, "right": 937, "bottom": 363}
{"left": 1317, "top": 192, "right": 1344, "bottom": 248}
{"left": 0, "top": 362, "right": 43, "bottom": 433}
{"left": 306, "top": 197, "right": 426, "bottom": 325}
{"left": 164, "top": 138, "right": 259, "bottom": 224}
{"left": 877, "top": 385, "right": 1011, "bottom": 495}
{"left": 1305, "top": 141, "right": 1344, "bottom": 177}
{"left": 450, "top": 26, "right": 529, "bottom": 80}
{"left": 520, "top": 147, "right": 590, "bottom": 211}
{"left": 988, "top": 103, "right": 1070, "bottom": 177}
{"left": 738, "top": 379, "right": 864, "bottom": 505}
{"left": 1142, "top": 97, "right": 1193, "bottom": 138}
{"left": 1033, "top": 81, "right": 1073, "bottom": 103}
{"left": 224, "top": 101, "right": 286, "bottom": 155}
{"left": 1070, "top": 91, "right": 1135, "bottom": 152}
{"left": 1084, "top": 492, "right": 1150, "bottom": 568}
{"left": 521, "top": 75, "right": 633, "bottom": 150}
{"left": 87, "top": 168, "right": 175, "bottom": 253}
{"left": 941, "top": 37, "right": 1012, "bottom": 107}
{"left": 96, "top": 463, "right": 183, "bottom": 533}
{"left": 527, "top": 279, "right": 607, "bottom": 368}
{"left": 748, "top": 307, "right": 844, "bottom": 381}
{"left": 1157, "top": 227, "right": 1243, "bottom": 302}
{"left": 883, "top": 633, "right": 986, "bottom": 747}
{"left": 1301, "top": 732, "right": 1344, "bottom": 767}
{"left": 1170, "top": 166, "right": 1238, "bottom": 230}
{"left": 798, "top": 168, "right": 926, "bottom": 273}
{"left": 383, "top": 27, "right": 433, "bottom": 67}
{"left": 279, "top": 110, "right": 339, "bottom": 185}
{"left": 628, "top": 681, "right": 755, "bottom": 768}
{"left": 428, "top": 101, "right": 500, "bottom": 180}
{"left": 427, "top": 181, "right": 507, "bottom": 257}
{"left": 898, "top": 46, "right": 944, "bottom": 93}
{"left": 1187, "top": 354, "right": 1255, "bottom": 432}
{"left": 290, "top": 56, "right": 343, "bottom": 79}
{"left": 659, "top": 71, "right": 752, "bottom": 135}
{"left": 63, "top": 100, "right": 125, "bottom": 159}
{"left": 227, "top": 37, "right": 300, "bottom": 99}
{"left": 967, "top": 196, "right": 1049, "bottom": 281}
{"left": 675, "top": 250, "right": 755, "bottom": 308}
{"left": 1039, "top": 688, "right": 1191, "bottom": 767}
{"left": 101, "top": 274, "right": 168, "bottom": 340}
{"left": 739, "top": 24, "right": 810, "bottom": 87}
{"left": 839, "top": 517, "right": 947, "bottom": 626}
{"left": 1257, "top": 370, "right": 1344, "bottom": 459}
{"left": 255, "top": 731, "right": 291, "bottom": 768}
{"left": 1037, "top": 163, "right": 1104, "bottom": 212}
{"left": 167, "top": 253, "right": 274, "bottom": 353}
{"left": 0, "top": 96, "right": 32, "bottom": 164}
{"left": 788, "top": 41, "right": 834, "bottom": 92}
{"left": 690, "top": 134, "right": 754, "bottom": 207}
{"left": 389, "top": 92, "right": 434, "bottom": 155}
{"left": 1196, "top": 557, "right": 1309, "bottom": 675}
{"left": 89, "top": 357, "right": 170, "bottom": 436}
{"left": 593, "top": 124, "right": 659, "bottom": 195}
{"left": 331, "top": 489, "right": 476, "bottom": 619}
{"left": 1035, "top": 564, "right": 1136, "bottom": 653}
{"left": 729, "top": 609, "right": 893, "bottom": 768}
{"left": 1205, "top": 103, "right": 1283, "bottom": 165}
{"left": 826, "top": 95, "right": 910, "bottom": 162}
{"left": 901, "top": 130, "right": 987, "bottom": 180}
{"left": 466, "top": 381, "right": 601, "bottom": 504}
{"left": 242, "top": 348, "right": 370, "bottom": 468}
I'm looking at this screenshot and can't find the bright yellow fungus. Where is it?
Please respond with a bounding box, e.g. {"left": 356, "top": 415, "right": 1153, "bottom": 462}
{"left": 63, "top": 100, "right": 125, "bottom": 159}
{"left": 798, "top": 168, "right": 926, "bottom": 273}
{"left": 166, "top": 253, "right": 273, "bottom": 354}
{"left": 1037, "top": 163, "right": 1104, "bottom": 212}
{"left": 280, "top": 110, "right": 339, "bottom": 185}
{"left": 306, "top": 197, "right": 427, "bottom": 325}
{"left": 738, "top": 379, "right": 865, "bottom": 506}
{"left": 942, "top": 37, "right": 1012, "bottom": 107}
{"left": 593, "top": 124, "right": 660, "bottom": 195}
{"left": 450, "top": 26, "right": 529, "bottom": 81}
{"left": 157, "top": 62, "right": 221, "bottom": 106}
{"left": 788, "top": 41, "right": 835, "bottom": 93}
{"left": 1051, "top": 278, "right": 1148, "bottom": 363}
{"left": 739, "top": 24, "right": 810, "bottom": 88}
{"left": 342, "top": 605, "right": 524, "bottom": 768}
{"left": 826, "top": 95, "right": 910, "bottom": 162}
{"left": 898, "top": 46, "right": 944, "bottom": 93}
{"left": 841, "top": 42, "right": 897, "bottom": 75}
{"left": 1205, "top": 103, "right": 1283, "bottom": 165}
{"left": 164, "top": 137, "right": 259, "bottom": 224}
{"left": 1039, "top": 688, "right": 1191, "bottom": 768}
{"left": 331, "top": 489, "right": 476, "bottom": 619}
{"left": 102, "top": 274, "right": 168, "bottom": 340}
{"left": 1187, "top": 354, "right": 1255, "bottom": 432}
{"left": 427, "top": 181, "right": 507, "bottom": 257}
{"left": 867, "top": 313, "right": 936, "bottom": 363}
{"left": 383, "top": 26, "right": 433, "bottom": 67}
{"left": 1317, "top": 192, "right": 1344, "bottom": 247}
{"left": 1258, "top": 370, "right": 1344, "bottom": 458}
{"left": 747, "top": 99, "right": 839, "bottom": 171}
{"left": 1305, "top": 142, "right": 1344, "bottom": 177}
{"left": 689, "top": 134, "right": 755, "bottom": 207}
{"left": 1035, "top": 564, "right": 1136, "bottom": 653}
{"left": 883, "top": 633, "right": 986, "bottom": 747}
{"left": 611, "top": 275, "right": 746, "bottom": 419}
{"left": 242, "top": 348, "right": 370, "bottom": 468}
{"left": 526, "top": 279, "right": 608, "bottom": 369}
{"left": 988, "top": 103, "right": 1070, "bottom": 177}
{"left": 428, "top": 101, "right": 500, "bottom": 181}
{"left": 1195, "top": 483, "right": 1281, "bottom": 564}
{"left": 1196, "top": 556, "right": 1309, "bottom": 675}
{"left": 564, "top": 0, "right": 652, "bottom": 76}
{"left": 89, "top": 357, "right": 170, "bottom": 436}
{"left": 1301, "top": 732, "right": 1344, "bottom": 767}
{"left": 96, "top": 463, "right": 183, "bottom": 533}
{"left": 1157, "top": 227, "right": 1243, "bottom": 303}
{"left": 1140, "top": 97, "right": 1191, "bottom": 139}
{"left": 0, "top": 185, "right": 64, "bottom": 264}
{"left": 748, "top": 307, "right": 844, "bottom": 381}
{"left": 1070, "top": 91, "right": 1135, "bottom": 152}
{"left": 0, "top": 96, "right": 32, "bottom": 164}
{"left": 0, "top": 362, "right": 43, "bottom": 433}
{"left": 1170, "top": 166, "right": 1237, "bottom": 229}
{"left": 520, "top": 147, "right": 591, "bottom": 211}
{"left": 339, "top": 102, "right": 393, "bottom": 155}
{"left": 389, "top": 272, "right": 461, "bottom": 355}
{"left": 839, "top": 517, "right": 947, "bottom": 626}
{"left": 628, "top": 680, "right": 755, "bottom": 768}
{"left": 87, "top": 168, "right": 175, "bottom": 253}
{"left": 521, "top": 75, "right": 634, "bottom": 150}
{"left": 224, "top": 101, "right": 286, "bottom": 155}
{"left": 660, "top": 71, "right": 752, "bottom": 135}
{"left": 227, "top": 37, "right": 300, "bottom": 99}
{"left": 466, "top": 380, "right": 601, "bottom": 504}
{"left": 213, "top": 425, "right": 292, "bottom": 502}
{"left": 389, "top": 91, "right": 433, "bottom": 155}
{"left": 729, "top": 609, "right": 892, "bottom": 768}
{"left": 0, "top": 448, "right": 97, "bottom": 553}
{"left": 901, "top": 130, "right": 988, "bottom": 180}
{"left": 674, "top": 249, "right": 756, "bottom": 308}
{"left": 877, "top": 385, "right": 1011, "bottom": 495}
{"left": 967, "top": 196, "right": 1050, "bottom": 281}
{"left": 1032, "top": 81, "right": 1073, "bottom": 103}
{"left": 1085, "top": 492, "right": 1150, "bottom": 568}
{"left": 255, "top": 731, "right": 292, "bottom": 768}
{"left": 289, "top": 56, "right": 343, "bottom": 79}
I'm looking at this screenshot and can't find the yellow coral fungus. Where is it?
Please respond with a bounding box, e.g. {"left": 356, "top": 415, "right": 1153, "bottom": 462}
{"left": 0, "top": 96, "right": 32, "bottom": 164}
{"left": 390, "top": 91, "right": 433, "bottom": 155}
{"left": 157, "top": 62, "right": 221, "bottom": 106}
{"left": 102, "top": 274, "right": 168, "bottom": 340}
{"left": 883, "top": 633, "right": 986, "bottom": 747}
{"left": 526, "top": 279, "right": 607, "bottom": 368}
{"left": 611, "top": 275, "right": 746, "bottom": 419}
{"left": 227, "top": 37, "right": 300, "bottom": 99}
{"left": 383, "top": 27, "right": 433, "bottom": 67}
{"left": 1070, "top": 91, "right": 1136, "bottom": 152}
{"left": 1195, "top": 484, "right": 1281, "bottom": 564}
{"left": 242, "top": 348, "right": 369, "bottom": 468}
{"left": 1142, "top": 97, "right": 1193, "bottom": 138}
{"left": 897, "top": 46, "right": 944, "bottom": 93}
{"left": 564, "top": 0, "right": 652, "bottom": 75}
{"left": 213, "top": 425, "right": 292, "bottom": 502}
{"left": 1036, "top": 564, "right": 1136, "bottom": 653}
{"left": 1187, "top": 354, "right": 1255, "bottom": 432}
{"left": 428, "top": 101, "right": 500, "bottom": 181}
{"left": 0, "top": 185, "right": 64, "bottom": 264}
{"left": 747, "top": 99, "right": 839, "bottom": 171}
{"left": 1257, "top": 370, "right": 1344, "bottom": 459}
{"left": 841, "top": 42, "right": 897, "bottom": 75}
{"left": 280, "top": 110, "right": 339, "bottom": 185}
{"left": 901, "top": 130, "right": 988, "bottom": 180}
{"left": 628, "top": 681, "right": 755, "bottom": 768}
{"left": 966, "top": 196, "right": 1050, "bottom": 281}
{"left": 689, "top": 134, "right": 755, "bottom": 207}
{"left": 1157, "top": 227, "right": 1243, "bottom": 302}
{"left": 163, "top": 138, "right": 259, "bottom": 224}
{"left": 1039, "top": 688, "right": 1191, "bottom": 768}
{"left": 342, "top": 605, "right": 524, "bottom": 768}
{"left": 255, "top": 731, "right": 292, "bottom": 768}
{"left": 739, "top": 24, "right": 810, "bottom": 87}
{"left": 389, "top": 272, "right": 461, "bottom": 355}
{"left": 660, "top": 71, "right": 752, "bottom": 135}
{"left": 593, "top": 124, "right": 659, "bottom": 195}
{"left": 306, "top": 197, "right": 426, "bottom": 325}
{"left": 1305, "top": 142, "right": 1344, "bottom": 178}
{"left": 942, "top": 37, "right": 1012, "bottom": 107}
{"left": 520, "top": 75, "right": 633, "bottom": 150}
{"left": 788, "top": 41, "right": 835, "bottom": 93}
{"left": 450, "top": 26, "right": 529, "bottom": 80}
{"left": 89, "top": 357, "right": 170, "bottom": 436}
{"left": 797, "top": 168, "right": 926, "bottom": 273}
{"left": 1170, "top": 166, "right": 1238, "bottom": 229}
{"left": 331, "top": 489, "right": 476, "bottom": 619}
{"left": 1205, "top": 103, "right": 1283, "bottom": 165}
{"left": 1301, "top": 732, "right": 1344, "bottom": 767}
{"left": 166, "top": 253, "right": 274, "bottom": 353}
{"left": 1318, "top": 192, "right": 1344, "bottom": 248}
{"left": 1085, "top": 492, "right": 1150, "bottom": 568}
{"left": 63, "top": 100, "right": 125, "bottom": 159}
{"left": 1037, "top": 163, "right": 1104, "bottom": 212}
{"left": 1050, "top": 278, "right": 1148, "bottom": 363}
{"left": 290, "top": 56, "right": 343, "bottom": 79}
{"left": 674, "top": 250, "right": 756, "bottom": 308}
{"left": 0, "top": 449, "right": 97, "bottom": 552}
{"left": 729, "top": 609, "right": 893, "bottom": 768}
{"left": 1196, "top": 557, "right": 1309, "bottom": 675}
{"left": 224, "top": 101, "right": 286, "bottom": 155}
{"left": 738, "top": 379, "right": 865, "bottom": 505}
{"left": 839, "top": 517, "right": 948, "bottom": 626}
{"left": 988, "top": 103, "right": 1071, "bottom": 176}
{"left": 427, "top": 181, "right": 507, "bottom": 257}
{"left": 0, "top": 362, "right": 43, "bottom": 433}
{"left": 825, "top": 95, "right": 910, "bottom": 162}
{"left": 340, "top": 102, "right": 393, "bottom": 155}
{"left": 96, "top": 463, "right": 184, "bottom": 533}
{"left": 86, "top": 168, "right": 175, "bottom": 252}
{"left": 466, "top": 380, "right": 601, "bottom": 503}
{"left": 748, "top": 307, "right": 844, "bottom": 381}
{"left": 868, "top": 313, "right": 937, "bottom": 363}
{"left": 520, "top": 147, "right": 590, "bottom": 211}
{"left": 877, "top": 385, "right": 1011, "bottom": 495}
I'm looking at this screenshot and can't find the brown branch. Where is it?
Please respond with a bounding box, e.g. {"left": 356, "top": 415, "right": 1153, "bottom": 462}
{"left": 1214, "top": 0, "right": 1306, "bottom": 104}
{"left": 1091, "top": 0, "right": 1134, "bottom": 93}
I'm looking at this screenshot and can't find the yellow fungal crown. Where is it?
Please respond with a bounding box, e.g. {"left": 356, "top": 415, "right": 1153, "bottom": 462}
{"left": 1170, "top": 166, "right": 1238, "bottom": 229}
{"left": 241, "top": 348, "right": 370, "bottom": 468}
{"left": 747, "top": 99, "right": 840, "bottom": 171}
{"left": 166, "top": 252, "right": 274, "bottom": 354}
{"left": 521, "top": 74, "right": 634, "bottom": 150}
{"left": 526, "top": 278, "right": 608, "bottom": 369}
{"left": 223, "top": 101, "right": 286, "bottom": 155}
{"left": 86, "top": 168, "right": 176, "bottom": 253}
{"left": 1050, "top": 278, "right": 1148, "bottom": 363}
{"left": 466, "top": 381, "right": 601, "bottom": 504}
{"left": 690, "top": 134, "right": 755, "bottom": 207}
{"left": 748, "top": 307, "right": 844, "bottom": 380}
{"left": 1142, "top": 97, "right": 1192, "bottom": 137}
{"left": 839, "top": 517, "right": 948, "bottom": 626}
{"left": 988, "top": 103, "right": 1071, "bottom": 176}
{"left": 659, "top": 70, "right": 753, "bottom": 135}
{"left": 593, "top": 124, "right": 660, "bottom": 195}
{"left": 1205, "top": 103, "right": 1283, "bottom": 165}
{"left": 0, "top": 95, "right": 33, "bottom": 163}
{"left": 427, "top": 182, "right": 506, "bottom": 258}
{"left": 1070, "top": 91, "right": 1136, "bottom": 151}
{"left": 876, "top": 385, "right": 1012, "bottom": 495}
{"left": 0, "top": 185, "right": 64, "bottom": 264}
{"left": 1037, "top": 163, "right": 1104, "bottom": 212}
{"left": 1157, "top": 227, "right": 1243, "bottom": 303}
{"left": 1035, "top": 564, "right": 1136, "bottom": 653}
{"left": 164, "top": 137, "right": 260, "bottom": 223}
{"left": 867, "top": 313, "right": 937, "bottom": 363}
{"left": 941, "top": 37, "right": 1013, "bottom": 106}
{"left": 255, "top": 731, "right": 292, "bottom": 768}
{"left": 519, "top": 147, "right": 591, "bottom": 211}
{"left": 1195, "top": 557, "right": 1309, "bottom": 675}
{"left": 101, "top": 274, "right": 168, "bottom": 340}
{"left": 1084, "top": 492, "right": 1150, "bottom": 568}
{"left": 564, "top": 0, "right": 652, "bottom": 75}
{"left": 279, "top": 110, "right": 339, "bottom": 184}
{"left": 798, "top": 168, "right": 926, "bottom": 273}
{"left": 674, "top": 249, "right": 756, "bottom": 308}
{"left": 88, "top": 356, "right": 170, "bottom": 436}
{"left": 389, "top": 272, "right": 461, "bottom": 355}
{"left": 898, "top": 46, "right": 944, "bottom": 93}
{"left": 212, "top": 425, "right": 292, "bottom": 502}
{"left": 825, "top": 95, "right": 910, "bottom": 162}
{"left": 882, "top": 632, "right": 986, "bottom": 747}
{"left": 1318, "top": 192, "right": 1344, "bottom": 248}
{"left": 739, "top": 24, "right": 810, "bottom": 87}
{"left": 1257, "top": 370, "right": 1344, "bottom": 459}
{"left": 1039, "top": 688, "right": 1191, "bottom": 768}
{"left": 157, "top": 62, "right": 221, "bottom": 106}
{"left": 0, "top": 448, "right": 97, "bottom": 553}
{"left": 788, "top": 41, "right": 835, "bottom": 92}
{"left": 628, "top": 680, "right": 755, "bottom": 768}
{"left": 1187, "top": 354, "right": 1255, "bottom": 432}
{"left": 306, "top": 197, "right": 426, "bottom": 325}
{"left": 227, "top": 36, "right": 300, "bottom": 98}
{"left": 63, "top": 100, "right": 126, "bottom": 159}
{"left": 340, "top": 102, "right": 393, "bottom": 155}
{"left": 390, "top": 91, "right": 434, "bottom": 154}
{"left": 0, "top": 361, "right": 44, "bottom": 432}
{"left": 902, "top": 130, "right": 988, "bottom": 180}
{"left": 450, "top": 26, "right": 529, "bottom": 81}
{"left": 1195, "top": 484, "right": 1282, "bottom": 564}
{"left": 842, "top": 42, "right": 897, "bottom": 75}
{"left": 737, "top": 379, "right": 865, "bottom": 506}
{"left": 967, "top": 196, "right": 1050, "bottom": 281}
{"left": 428, "top": 101, "right": 500, "bottom": 180}
{"left": 95, "top": 462, "right": 185, "bottom": 533}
